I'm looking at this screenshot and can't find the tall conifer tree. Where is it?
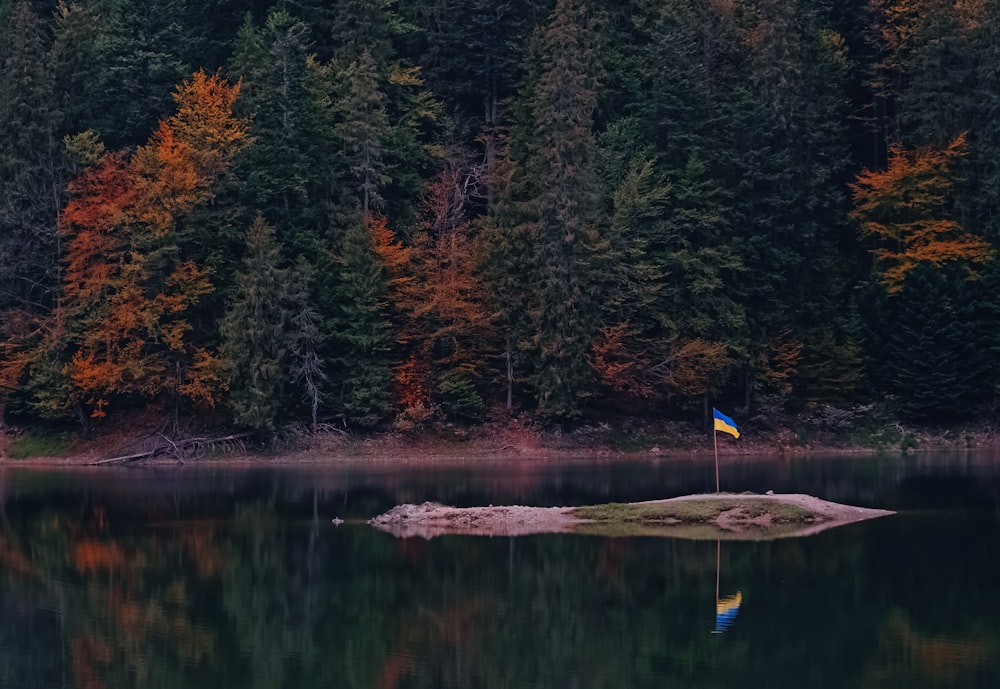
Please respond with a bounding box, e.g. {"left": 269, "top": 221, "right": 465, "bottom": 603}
{"left": 221, "top": 215, "right": 289, "bottom": 430}
{"left": 335, "top": 218, "right": 396, "bottom": 427}
{"left": 0, "top": 1, "right": 64, "bottom": 315}
{"left": 522, "top": 0, "right": 605, "bottom": 418}
{"left": 885, "top": 267, "right": 991, "bottom": 419}
{"left": 231, "top": 9, "right": 337, "bottom": 258}
{"left": 477, "top": 149, "right": 535, "bottom": 412}
{"left": 726, "top": 0, "right": 854, "bottom": 402}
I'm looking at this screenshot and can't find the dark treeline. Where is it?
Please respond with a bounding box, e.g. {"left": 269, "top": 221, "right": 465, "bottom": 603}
{"left": 2, "top": 0, "right": 999, "bottom": 432}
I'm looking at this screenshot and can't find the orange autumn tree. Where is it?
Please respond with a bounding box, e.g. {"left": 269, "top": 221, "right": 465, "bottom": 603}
{"left": 850, "top": 132, "right": 992, "bottom": 293}
{"left": 758, "top": 330, "right": 803, "bottom": 397}
{"left": 1, "top": 151, "right": 131, "bottom": 418}
{"left": 591, "top": 323, "right": 658, "bottom": 400}
{"left": 593, "top": 330, "right": 731, "bottom": 406}
{"left": 367, "top": 214, "right": 429, "bottom": 415}
{"left": 375, "top": 164, "right": 491, "bottom": 419}
{"left": 60, "top": 71, "right": 249, "bottom": 419}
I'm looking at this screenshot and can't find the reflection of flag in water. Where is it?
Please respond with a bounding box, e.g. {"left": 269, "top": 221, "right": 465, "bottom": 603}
{"left": 714, "top": 592, "right": 742, "bottom": 633}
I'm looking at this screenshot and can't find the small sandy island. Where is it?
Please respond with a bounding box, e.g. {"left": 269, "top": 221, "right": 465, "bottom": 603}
{"left": 368, "top": 493, "right": 895, "bottom": 540}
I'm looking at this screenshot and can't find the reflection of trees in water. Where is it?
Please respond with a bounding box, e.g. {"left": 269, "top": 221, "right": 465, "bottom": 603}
{"left": 859, "top": 609, "right": 997, "bottom": 689}
{"left": 0, "top": 495, "right": 998, "bottom": 688}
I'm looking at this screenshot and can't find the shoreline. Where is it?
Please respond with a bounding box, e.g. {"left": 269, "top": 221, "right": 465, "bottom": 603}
{"left": 0, "top": 438, "right": 940, "bottom": 467}
{"left": 2, "top": 418, "right": 999, "bottom": 467}
{"left": 0, "top": 438, "right": 993, "bottom": 468}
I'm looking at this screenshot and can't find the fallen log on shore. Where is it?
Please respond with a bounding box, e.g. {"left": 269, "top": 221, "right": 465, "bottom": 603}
{"left": 90, "top": 432, "right": 252, "bottom": 465}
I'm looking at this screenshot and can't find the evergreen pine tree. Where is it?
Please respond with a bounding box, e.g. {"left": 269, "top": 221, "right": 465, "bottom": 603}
{"left": 333, "top": 219, "right": 396, "bottom": 428}
{"left": 0, "top": 1, "right": 65, "bottom": 315}
{"left": 522, "top": 0, "right": 605, "bottom": 418}
{"left": 413, "top": 0, "right": 543, "bottom": 153}
{"left": 885, "top": 267, "right": 991, "bottom": 419}
{"left": 230, "top": 8, "right": 338, "bottom": 258}
{"left": 333, "top": 49, "right": 389, "bottom": 220}
{"left": 329, "top": 0, "right": 443, "bottom": 228}
{"left": 589, "top": 119, "right": 667, "bottom": 401}
{"left": 83, "top": 0, "right": 190, "bottom": 149}
{"left": 51, "top": 1, "right": 104, "bottom": 138}
{"left": 476, "top": 149, "right": 535, "bottom": 412}
{"left": 631, "top": 0, "right": 721, "bottom": 171}
{"left": 889, "top": 0, "right": 979, "bottom": 148}
{"left": 221, "top": 215, "right": 289, "bottom": 430}
{"left": 287, "top": 258, "right": 326, "bottom": 430}
{"left": 592, "top": 0, "right": 747, "bottom": 408}
{"left": 963, "top": 1, "right": 1000, "bottom": 240}
{"left": 330, "top": 0, "right": 395, "bottom": 67}
{"left": 724, "top": 0, "right": 855, "bottom": 404}
{"left": 856, "top": 274, "right": 892, "bottom": 395}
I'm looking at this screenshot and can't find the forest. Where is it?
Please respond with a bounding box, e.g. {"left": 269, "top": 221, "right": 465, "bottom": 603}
{"left": 1, "top": 0, "right": 998, "bottom": 433}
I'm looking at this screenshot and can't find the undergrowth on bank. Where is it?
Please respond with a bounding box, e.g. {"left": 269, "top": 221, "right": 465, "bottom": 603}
{"left": 7, "top": 432, "right": 73, "bottom": 459}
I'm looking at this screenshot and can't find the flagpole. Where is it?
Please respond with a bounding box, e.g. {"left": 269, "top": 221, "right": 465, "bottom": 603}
{"left": 714, "top": 425, "right": 720, "bottom": 494}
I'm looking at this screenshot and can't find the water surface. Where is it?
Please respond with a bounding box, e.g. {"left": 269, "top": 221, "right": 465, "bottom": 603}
{"left": 1, "top": 452, "right": 998, "bottom": 688}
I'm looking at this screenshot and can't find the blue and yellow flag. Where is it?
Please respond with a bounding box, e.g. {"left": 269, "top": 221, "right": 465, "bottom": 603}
{"left": 713, "top": 408, "right": 740, "bottom": 439}
{"left": 714, "top": 592, "right": 742, "bottom": 633}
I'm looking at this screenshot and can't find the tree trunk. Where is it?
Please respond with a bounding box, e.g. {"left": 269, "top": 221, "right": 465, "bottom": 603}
{"left": 505, "top": 339, "right": 513, "bottom": 411}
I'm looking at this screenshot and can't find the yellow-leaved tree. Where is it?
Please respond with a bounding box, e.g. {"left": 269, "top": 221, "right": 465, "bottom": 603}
{"left": 850, "top": 132, "right": 992, "bottom": 293}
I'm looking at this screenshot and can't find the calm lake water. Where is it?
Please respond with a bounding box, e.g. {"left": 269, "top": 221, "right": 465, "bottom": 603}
{"left": 1, "top": 452, "right": 999, "bottom": 689}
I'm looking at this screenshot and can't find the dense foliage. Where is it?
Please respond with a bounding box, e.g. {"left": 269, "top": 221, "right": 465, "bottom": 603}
{"left": 2, "top": 0, "right": 998, "bottom": 430}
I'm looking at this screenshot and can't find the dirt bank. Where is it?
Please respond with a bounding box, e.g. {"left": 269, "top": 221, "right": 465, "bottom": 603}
{"left": 368, "top": 493, "right": 895, "bottom": 540}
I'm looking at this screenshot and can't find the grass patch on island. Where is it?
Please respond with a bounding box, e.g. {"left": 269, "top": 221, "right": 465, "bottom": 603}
{"left": 573, "top": 497, "right": 819, "bottom": 525}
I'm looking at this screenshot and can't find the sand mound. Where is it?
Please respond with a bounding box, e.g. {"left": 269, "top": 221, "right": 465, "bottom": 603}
{"left": 369, "top": 494, "right": 894, "bottom": 540}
